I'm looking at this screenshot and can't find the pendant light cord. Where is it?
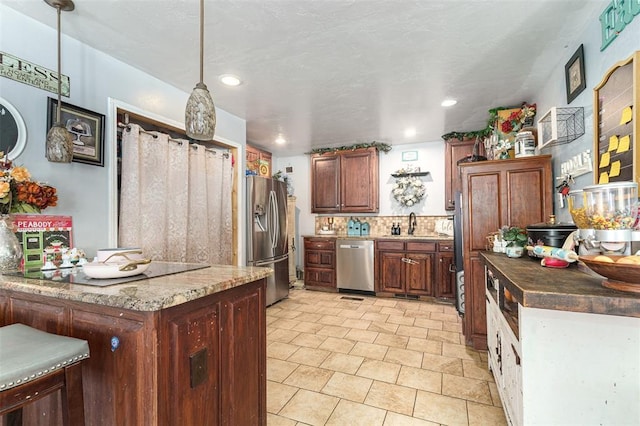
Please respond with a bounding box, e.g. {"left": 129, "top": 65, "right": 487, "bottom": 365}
{"left": 199, "top": 0, "right": 204, "bottom": 84}
{"left": 56, "top": 4, "right": 62, "bottom": 123}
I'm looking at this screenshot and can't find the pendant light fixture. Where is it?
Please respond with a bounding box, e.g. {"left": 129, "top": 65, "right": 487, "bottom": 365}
{"left": 45, "top": 0, "right": 75, "bottom": 163}
{"left": 185, "top": 0, "right": 216, "bottom": 141}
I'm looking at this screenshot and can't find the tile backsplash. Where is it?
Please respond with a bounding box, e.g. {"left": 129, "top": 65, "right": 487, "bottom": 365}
{"left": 315, "top": 215, "right": 452, "bottom": 237}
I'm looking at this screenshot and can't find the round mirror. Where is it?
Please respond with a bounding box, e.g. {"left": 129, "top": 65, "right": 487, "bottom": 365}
{"left": 0, "top": 97, "right": 27, "bottom": 161}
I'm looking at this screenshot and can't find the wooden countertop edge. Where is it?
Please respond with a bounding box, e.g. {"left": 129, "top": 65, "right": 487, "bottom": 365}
{"left": 480, "top": 252, "right": 640, "bottom": 318}
{"left": 0, "top": 265, "right": 273, "bottom": 312}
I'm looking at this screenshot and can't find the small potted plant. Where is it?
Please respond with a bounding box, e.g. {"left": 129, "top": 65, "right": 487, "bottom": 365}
{"left": 502, "top": 226, "right": 527, "bottom": 258}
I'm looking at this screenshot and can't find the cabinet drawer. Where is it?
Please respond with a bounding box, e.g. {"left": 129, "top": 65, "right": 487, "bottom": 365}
{"left": 304, "top": 238, "right": 335, "bottom": 250}
{"left": 438, "top": 242, "right": 454, "bottom": 252}
{"left": 406, "top": 241, "right": 436, "bottom": 252}
{"left": 376, "top": 240, "right": 404, "bottom": 251}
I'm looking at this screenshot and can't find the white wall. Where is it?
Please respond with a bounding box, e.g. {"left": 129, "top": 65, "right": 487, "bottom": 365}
{"left": 0, "top": 5, "right": 246, "bottom": 258}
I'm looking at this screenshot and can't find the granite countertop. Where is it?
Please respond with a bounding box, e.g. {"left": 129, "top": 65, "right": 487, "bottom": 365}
{"left": 481, "top": 252, "right": 640, "bottom": 318}
{"left": 304, "top": 233, "right": 453, "bottom": 241}
{"left": 0, "top": 262, "right": 273, "bottom": 312}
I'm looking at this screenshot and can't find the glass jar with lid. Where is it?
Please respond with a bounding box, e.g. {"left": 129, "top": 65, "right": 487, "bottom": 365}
{"left": 514, "top": 130, "right": 536, "bottom": 157}
{"left": 583, "top": 182, "right": 638, "bottom": 230}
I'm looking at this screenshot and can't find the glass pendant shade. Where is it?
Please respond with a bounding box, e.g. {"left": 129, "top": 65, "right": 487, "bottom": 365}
{"left": 46, "top": 123, "right": 74, "bottom": 162}
{"left": 185, "top": 82, "right": 216, "bottom": 141}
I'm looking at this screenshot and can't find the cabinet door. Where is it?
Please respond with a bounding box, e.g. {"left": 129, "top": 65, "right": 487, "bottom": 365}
{"left": 405, "top": 252, "right": 434, "bottom": 296}
{"left": 71, "top": 309, "right": 154, "bottom": 426}
{"left": 502, "top": 166, "right": 552, "bottom": 228}
{"left": 311, "top": 154, "right": 340, "bottom": 213}
{"left": 340, "top": 148, "right": 379, "bottom": 212}
{"left": 378, "top": 251, "right": 405, "bottom": 293}
{"left": 444, "top": 138, "right": 480, "bottom": 210}
{"left": 436, "top": 251, "right": 455, "bottom": 298}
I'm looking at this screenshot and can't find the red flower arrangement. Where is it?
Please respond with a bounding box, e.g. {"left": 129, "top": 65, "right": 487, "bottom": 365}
{"left": 0, "top": 154, "right": 58, "bottom": 214}
{"left": 500, "top": 103, "right": 537, "bottom": 134}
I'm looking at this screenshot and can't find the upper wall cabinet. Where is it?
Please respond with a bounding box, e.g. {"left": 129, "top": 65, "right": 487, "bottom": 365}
{"left": 444, "top": 137, "right": 485, "bottom": 211}
{"left": 246, "top": 144, "right": 272, "bottom": 176}
{"left": 311, "top": 147, "right": 379, "bottom": 213}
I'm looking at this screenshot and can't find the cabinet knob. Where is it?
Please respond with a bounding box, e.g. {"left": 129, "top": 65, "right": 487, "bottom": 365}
{"left": 110, "top": 336, "right": 120, "bottom": 352}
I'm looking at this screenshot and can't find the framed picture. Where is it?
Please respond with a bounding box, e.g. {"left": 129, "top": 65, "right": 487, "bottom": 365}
{"left": 401, "top": 150, "right": 418, "bottom": 161}
{"left": 565, "top": 44, "right": 586, "bottom": 104}
{"left": 47, "top": 97, "right": 105, "bottom": 166}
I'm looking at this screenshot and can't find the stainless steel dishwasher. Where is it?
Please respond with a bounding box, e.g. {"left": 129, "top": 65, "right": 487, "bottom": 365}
{"left": 336, "top": 239, "right": 375, "bottom": 293}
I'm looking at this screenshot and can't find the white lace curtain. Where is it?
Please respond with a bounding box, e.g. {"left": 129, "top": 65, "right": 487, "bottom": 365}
{"left": 119, "top": 123, "right": 233, "bottom": 264}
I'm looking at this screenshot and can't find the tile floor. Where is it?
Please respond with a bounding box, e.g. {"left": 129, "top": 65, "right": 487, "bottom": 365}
{"left": 266, "top": 288, "right": 507, "bottom": 426}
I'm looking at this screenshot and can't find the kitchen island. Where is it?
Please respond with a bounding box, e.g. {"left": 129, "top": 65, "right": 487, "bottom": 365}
{"left": 0, "top": 263, "right": 272, "bottom": 426}
{"left": 481, "top": 252, "right": 640, "bottom": 425}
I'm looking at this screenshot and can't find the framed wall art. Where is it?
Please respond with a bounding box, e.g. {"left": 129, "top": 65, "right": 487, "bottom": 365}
{"left": 565, "top": 44, "right": 586, "bottom": 104}
{"left": 0, "top": 96, "right": 27, "bottom": 160}
{"left": 47, "top": 97, "right": 105, "bottom": 166}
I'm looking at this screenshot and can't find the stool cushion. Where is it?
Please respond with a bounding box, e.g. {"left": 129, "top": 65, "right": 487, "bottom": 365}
{"left": 0, "top": 323, "right": 90, "bottom": 391}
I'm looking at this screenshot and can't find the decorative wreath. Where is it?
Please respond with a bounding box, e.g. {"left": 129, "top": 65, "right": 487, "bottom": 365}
{"left": 392, "top": 173, "right": 425, "bottom": 207}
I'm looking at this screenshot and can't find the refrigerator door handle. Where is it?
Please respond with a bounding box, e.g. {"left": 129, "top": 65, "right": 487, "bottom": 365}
{"left": 269, "top": 190, "right": 279, "bottom": 249}
{"left": 254, "top": 254, "right": 288, "bottom": 267}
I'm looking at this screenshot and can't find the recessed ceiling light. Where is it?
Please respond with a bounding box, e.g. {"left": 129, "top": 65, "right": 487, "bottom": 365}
{"left": 275, "top": 135, "right": 286, "bottom": 145}
{"left": 219, "top": 74, "right": 242, "bottom": 86}
{"left": 441, "top": 99, "right": 457, "bottom": 107}
{"left": 404, "top": 127, "right": 417, "bottom": 138}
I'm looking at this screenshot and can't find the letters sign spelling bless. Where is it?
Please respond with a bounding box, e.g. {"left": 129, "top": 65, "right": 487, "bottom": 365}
{"left": 600, "top": 0, "right": 640, "bottom": 51}
{"left": 0, "top": 51, "right": 70, "bottom": 96}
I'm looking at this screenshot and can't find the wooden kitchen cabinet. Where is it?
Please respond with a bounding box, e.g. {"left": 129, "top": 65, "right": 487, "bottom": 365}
{"left": 375, "top": 240, "right": 435, "bottom": 297}
{"left": 0, "top": 280, "right": 267, "bottom": 426}
{"left": 460, "top": 155, "right": 552, "bottom": 350}
{"left": 435, "top": 241, "right": 455, "bottom": 299}
{"left": 311, "top": 147, "right": 379, "bottom": 213}
{"left": 444, "top": 137, "right": 485, "bottom": 211}
{"left": 304, "top": 237, "right": 336, "bottom": 291}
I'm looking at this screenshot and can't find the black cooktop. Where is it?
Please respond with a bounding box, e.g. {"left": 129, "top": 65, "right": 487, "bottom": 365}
{"left": 5, "top": 262, "right": 210, "bottom": 287}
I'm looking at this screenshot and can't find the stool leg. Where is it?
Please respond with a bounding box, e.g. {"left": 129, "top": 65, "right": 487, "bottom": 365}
{"left": 60, "top": 363, "right": 85, "bottom": 426}
{"left": 2, "top": 409, "right": 23, "bottom": 426}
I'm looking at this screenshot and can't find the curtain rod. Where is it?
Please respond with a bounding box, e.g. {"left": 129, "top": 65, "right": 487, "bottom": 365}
{"left": 117, "top": 122, "right": 229, "bottom": 157}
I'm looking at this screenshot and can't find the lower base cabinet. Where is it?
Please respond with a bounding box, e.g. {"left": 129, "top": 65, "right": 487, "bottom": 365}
{"left": 0, "top": 280, "right": 267, "bottom": 426}
{"left": 304, "top": 237, "right": 336, "bottom": 291}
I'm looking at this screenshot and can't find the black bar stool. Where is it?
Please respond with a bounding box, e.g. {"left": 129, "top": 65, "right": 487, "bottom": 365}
{"left": 0, "top": 323, "right": 90, "bottom": 425}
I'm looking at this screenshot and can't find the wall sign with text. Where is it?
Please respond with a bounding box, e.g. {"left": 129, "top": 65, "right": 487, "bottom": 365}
{"left": 600, "top": 0, "right": 640, "bottom": 51}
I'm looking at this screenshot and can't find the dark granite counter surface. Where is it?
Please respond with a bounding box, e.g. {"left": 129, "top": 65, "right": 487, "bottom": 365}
{"left": 481, "top": 252, "right": 640, "bottom": 318}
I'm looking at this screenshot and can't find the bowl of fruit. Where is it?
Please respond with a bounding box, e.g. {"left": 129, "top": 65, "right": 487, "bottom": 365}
{"left": 579, "top": 254, "right": 640, "bottom": 293}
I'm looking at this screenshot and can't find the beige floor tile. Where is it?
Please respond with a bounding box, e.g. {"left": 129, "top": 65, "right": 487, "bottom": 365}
{"left": 386, "top": 314, "right": 415, "bottom": 326}
{"left": 395, "top": 325, "right": 429, "bottom": 339}
{"left": 342, "top": 318, "right": 373, "bottom": 330}
{"left": 406, "top": 337, "right": 442, "bottom": 355}
{"left": 467, "top": 401, "right": 508, "bottom": 425}
{"left": 418, "top": 303, "right": 444, "bottom": 313}
{"left": 275, "top": 309, "right": 304, "bottom": 320}
{"left": 320, "top": 352, "right": 364, "bottom": 374}
{"left": 321, "top": 371, "right": 372, "bottom": 403}
{"left": 361, "top": 312, "right": 391, "bottom": 322}
{"left": 267, "top": 412, "right": 298, "bottom": 426}
{"left": 356, "top": 359, "right": 401, "bottom": 383}
{"left": 442, "top": 373, "right": 493, "bottom": 405}
{"left": 478, "top": 350, "right": 489, "bottom": 363}
{"left": 279, "top": 389, "right": 339, "bottom": 426}
{"left": 290, "top": 332, "right": 327, "bottom": 349}
{"left": 349, "top": 341, "right": 389, "bottom": 360}
{"left": 364, "top": 380, "right": 416, "bottom": 416}
{"left": 357, "top": 304, "right": 383, "bottom": 313}
{"left": 268, "top": 358, "right": 299, "bottom": 382}
{"left": 395, "top": 300, "right": 423, "bottom": 311}
{"left": 413, "top": 317, "right": 443, "bottom": 330}
{"left": 427, "top": 329, "right": 462, "bottom": 344}
{"left": 368, "top": 321, "right": 400, "bottom": 334}
{"left": 422, "top": 353, "right": 463, "bottom": 376}
{"left": 373, "top": 299, "right": 398, "bottom": 307}
{"left": 374, "top": 333, "right": 409, "bottom": 349}
{"left": 344, "top": 328, "right": 379, "bottom": 343}
{"left": 430, "top": 311, "right": 460, "bottom": 323}
{"left": 319, "top": 307, "right": 343, "bottom": 316}
{"left": 462, "top": 358, "right": 494, "bottom": 381}
{"left": 268, "top": 341, "right": 301, "bottom": 360}
{"left": 326, "top": 399, "right": 387, "bottom": 425}
{"left": 295, "top": 305, "right": 322, "bottom": 314}
{"left": 442, "top": 320, "right": 463, "bottom": 333}
{"left": 396, "top": 365, "right": 442, "bottom": 393}
{"left": 384, "top": 347, "right": 424, "bottom": 368}
{"left": 288, "top": 347, "right": 331, "bottom": 367}
{"left": 318, "top": 336, "right": 354, "bottom": 354}
{"left": 413, "top": 390, "right": 468, "bottom": 425}
{"left": 336, "top": 309, "right": 365, "bottom": 319}
{"left": 283, "top": 365, "right": 334, "bottom": 392}
{"left": 267, "top": 380, "right": 299, "bottom": 414}
{"left": 292, "top": 321, "right": 325, "bottom": 334}
{"left": 270, "top": 318, "right": 301, "bottom": 330}
{"left": 318, "top": 315, "right": 345, "bottom": 326}
{"left": 379, "top": 306, "right": 406, "bottom": 316}
{"left": 266, "top": 315, "right": 278, "bottom": 325}
{"left": 269, "top": 328, "right": 302, "bottom": 343}
{"left": 403, "top": 310, "right": 432, "bottom": 319}
{"left": 383, "top": 411, "right": 439, "bottom": 426}
{"left": 442, "top": 342, "right": 482, "bottom": 361}
{"left": 316, "top": 325, "right": 350, "bottom": 338}
{"left": 488, "top": 381, "right": 503, "bottom": 407}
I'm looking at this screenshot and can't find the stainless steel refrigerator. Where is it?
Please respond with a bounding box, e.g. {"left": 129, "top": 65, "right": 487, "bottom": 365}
{"left": 246, "top": 176, "right": 289, "bottom": 305}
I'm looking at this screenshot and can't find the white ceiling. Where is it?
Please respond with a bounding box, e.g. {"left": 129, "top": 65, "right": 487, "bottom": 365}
{"left": 4, "top": 0, "right": 604, "bottom": 156}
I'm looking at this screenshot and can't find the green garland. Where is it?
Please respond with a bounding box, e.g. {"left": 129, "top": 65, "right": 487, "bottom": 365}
{"left": 307, "top": 141, "right": 392, "bottom": 155}
{"left": 441, "top": 105, "right": 524, "bottom": 142}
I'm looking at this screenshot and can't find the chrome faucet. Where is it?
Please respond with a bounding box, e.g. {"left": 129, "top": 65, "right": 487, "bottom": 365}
{"left": 408, "top": 212, "right": 417, "bottom": 235}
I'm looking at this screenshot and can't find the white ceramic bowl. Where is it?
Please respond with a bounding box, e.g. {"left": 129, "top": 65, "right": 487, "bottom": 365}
{"left": 82, "top": 261, "right": 151, "bottom": 279}
{"left": 96, "top": 248, "right": 144, "bottom": 263}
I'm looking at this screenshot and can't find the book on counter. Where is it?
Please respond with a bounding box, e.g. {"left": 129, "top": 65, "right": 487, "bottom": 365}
{"left": 11, "top": 214, "right": 73, "bottom": 268}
